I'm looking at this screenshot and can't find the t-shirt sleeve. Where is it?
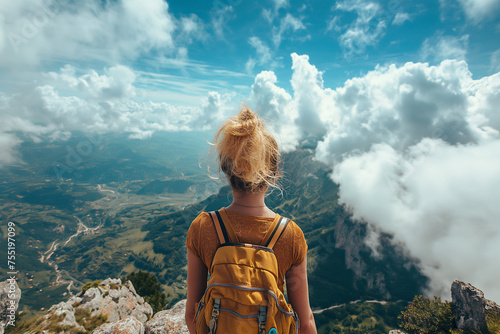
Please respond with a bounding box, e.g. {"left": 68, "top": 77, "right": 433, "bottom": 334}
{"left": 186, "top": 213, "right": 205, "bottom": 258}
{"left": 292, "top": 221, "right": 308, "bottom": 266}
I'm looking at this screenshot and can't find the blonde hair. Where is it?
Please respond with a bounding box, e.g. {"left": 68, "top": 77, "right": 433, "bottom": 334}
{"left": 211, "top": 105, "right": 281, "bottom": 193}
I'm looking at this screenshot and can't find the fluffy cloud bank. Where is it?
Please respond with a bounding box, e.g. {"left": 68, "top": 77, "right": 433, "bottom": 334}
{"left": 319, "top": 60, "right": 500, "bottom": 300}
{"left": 0, "top": 0, "right": 175, "bottom": 66}
{"left": 332, "top": 139, "right": 500, "bottom": 299}
{"left": 0, "top": 64, "right": 231, "bottom": 167}
{"left": 249, "top": 54, "right": 500, "bottom": 301}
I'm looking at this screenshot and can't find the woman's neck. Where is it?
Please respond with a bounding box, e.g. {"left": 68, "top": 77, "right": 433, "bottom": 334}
{"left": 226, "top": 188, "right": 275, "bottom": 218}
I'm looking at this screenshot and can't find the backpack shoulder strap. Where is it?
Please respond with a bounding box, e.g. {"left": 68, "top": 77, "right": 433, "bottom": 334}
{"left": 209, "top": 209, "right": 239, "bottom": 244}
{"left": 218, "top": 208, "right": 239, "bottom": 243}
{"left": 209, "top": 211, "right": 226, "bottom": 244}
{"left": 264, "top": 216, "right": 290, "bottom": 249}
{"left": 260, "top": 214, "right": 281, "bottom": 246}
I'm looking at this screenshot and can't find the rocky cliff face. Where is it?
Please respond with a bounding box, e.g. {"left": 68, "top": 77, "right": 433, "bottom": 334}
{"left": 451, "top": 280, "right": 500, "bottom": 332}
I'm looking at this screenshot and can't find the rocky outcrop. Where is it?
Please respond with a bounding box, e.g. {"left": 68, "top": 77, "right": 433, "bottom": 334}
{"left": 0, "top": 278, "right": 21, "bottom": 334}
{"left": 145, "top": 299, "right": 188, "bottom": 334}
{"left": 92, "top": 316, "right": 145, "bottom": 334}
{"left": 15, "top": 277, "right": 192, "bottom": 334}
{"left": 451, "top": 280, "right": 500, "bottom": 332}
{"left": 19, "top": 277, "right": 153, "bottom": 333}
{"left": 70, "top": 278, "right": 153, "bottom": 324}
{"left": 39, "top": 301, "right": 85, "bottom": 332}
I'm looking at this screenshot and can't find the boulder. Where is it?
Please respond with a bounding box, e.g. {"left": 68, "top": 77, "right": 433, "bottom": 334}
{"left": 145, "top": 299, "right": 188, "bottom": 334}
{"left": 78, "top": 278, "right": 153, "bottom": 324}
{"left": 92, "top": 315, "right": 144, "bottom": 334}
{"left": 451, "top": 280, "right": 500, "bottom": 332}
{"left": 39, "top": 301, "right": 85, "bottom": 332}
{"left": 0, "top": 278, "right": 21, "bottom": 334}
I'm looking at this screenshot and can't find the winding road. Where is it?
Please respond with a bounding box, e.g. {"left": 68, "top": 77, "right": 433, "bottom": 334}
{"left": 38, "top": 215, "right": 102, "bottom": 294}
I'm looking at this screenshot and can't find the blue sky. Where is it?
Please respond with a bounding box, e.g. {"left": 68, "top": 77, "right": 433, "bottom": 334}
{"left": 1, "top": 0, "right": 500, "bottom": 302}
{"left": 1, "top": 0, "right": 499, "bottom": 105}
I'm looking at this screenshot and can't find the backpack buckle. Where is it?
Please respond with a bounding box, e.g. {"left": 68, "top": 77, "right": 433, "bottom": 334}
{"left": 258, "top": 305, "right": 267, "bottom": 334}
{"left": 208, "top": 298, "right": 221, "bottom": 334}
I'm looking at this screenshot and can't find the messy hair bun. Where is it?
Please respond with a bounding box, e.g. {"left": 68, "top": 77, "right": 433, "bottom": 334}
{"left": 212, "top": 105, "right": 281, "bottom": 193}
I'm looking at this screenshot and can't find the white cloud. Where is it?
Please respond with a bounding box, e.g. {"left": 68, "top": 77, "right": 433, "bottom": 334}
{"left": 333, "top": 0, "right": 387, "bottom": 56}
{"left": 246, "top": 37, "right": 280, "bottom": 74}
{"left": 421, "top": 34, "right": 469, "bottom": 62}
{"left": 457, "top": 0, "right": 500, "bottom": 23}
{"left": 290, "top": 53, "right": 335, "bottom": 140}
{"left": 306, "top": 57, "right": 500, "bottom": 300}
{"left": 196, "top": 91, "right": 233, "bottom": 129}
{"left": 0, "top": 65, "right": 238, "bottom": 167}
{"left": 179, "top": 14, "right": 207, "bottom": 44}
{"left": 315, "top": 59, "right": 492, "bottom": 164}
{"left": 392, "top": 12, "right": 410, "bottom": 25}
{"left": 46, "top": 65, "right": 136, "bottom": 101}
{"left": 272, "top": 13, "right": 307, "bottom": 47}
{"left": 248, "top": 54, "right": 500, "bottom": 300}
{"left": 331, "top": 138, "right": 500, "bottom": 300}
{"left": 0, "top": 0, "right": 176, "bottom": 66}
{"left": 263, "top": 0, "right": 289, "bottom": 23}
{"left": 249, "top": 54, "right": 338, "bottom": 149}
{"left": 211, "top": 4, "right": 233, "bottom": 39}
{"left": 0, "top": 131, "right": 23, "bottom": 167}
{"left": 250, "top": 71, "right": 298, "bottom": 151}
{"left": 272, "top": 0, "right": 288, "bottom": 10}
{"left": 326, "top": 16, "right": 342, "bottom": 33}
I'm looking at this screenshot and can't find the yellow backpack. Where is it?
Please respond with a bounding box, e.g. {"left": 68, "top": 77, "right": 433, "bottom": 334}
{"left": 194, "top": 208, "right": 300, "bottom": 334}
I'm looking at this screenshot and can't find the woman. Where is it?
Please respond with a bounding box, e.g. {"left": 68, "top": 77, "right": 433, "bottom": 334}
{"left": 185, "top": 106, "right": 317, "bottom": 334}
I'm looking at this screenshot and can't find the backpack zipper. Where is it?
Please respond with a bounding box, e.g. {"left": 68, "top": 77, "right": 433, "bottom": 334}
{"left": 204, "top": 282, "right": 295, "bottom": 317}
{"left": 219, "top": 307, "right": 259, "bottom": 318}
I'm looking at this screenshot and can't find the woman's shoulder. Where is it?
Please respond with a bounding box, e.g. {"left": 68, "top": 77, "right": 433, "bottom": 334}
{"left": 189, "top": 211, "right": 212, "bottom": 229}
{"left": 186, "top": 212, "right": 216, "bottom": 244}
{"left": 282, "top": 216, "right": 303, "bottom": 231}
{"left": 276, "top": 215, "right": 306, "bottom": 244}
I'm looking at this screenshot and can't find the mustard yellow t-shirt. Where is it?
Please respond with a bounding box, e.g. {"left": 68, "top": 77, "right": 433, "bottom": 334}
{"left": 185, "top": 208, "right": 308, "bottom": 294}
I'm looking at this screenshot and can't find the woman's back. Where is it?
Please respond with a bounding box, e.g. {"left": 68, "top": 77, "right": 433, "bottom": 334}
{"left": 185, "top": 207, "right": 308, "bottom": 294}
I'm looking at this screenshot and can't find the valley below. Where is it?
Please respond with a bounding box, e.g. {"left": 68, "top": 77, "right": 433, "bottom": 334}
{"left": 0, "top": 131, "right": 427, "bottom": 329}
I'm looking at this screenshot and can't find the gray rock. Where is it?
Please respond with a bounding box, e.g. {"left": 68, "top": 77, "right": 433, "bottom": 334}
{"left": 40, "top": 301, "right": 85, "bottom": 332}
{"left": 145, "top": 299, "right": 188, "bottom": 334}
{"left": 451, "top": 280, "right": 500, "bottom": 332}
{"left": 78, "top": 278, "right": 153, "bottom": 323}
{"left": 0, "top": 278, "right": 21, "bottom": 334}
{"left": 92, "top": 315, "right": 144, "bottom": 334}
